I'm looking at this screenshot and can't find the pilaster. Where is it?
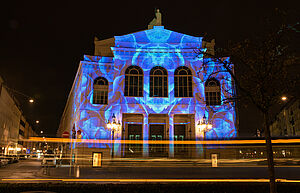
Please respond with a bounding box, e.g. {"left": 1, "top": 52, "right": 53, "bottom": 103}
{"left": 168, "top": 114, "right": 174, "bottom": 158}
{"left": 143, "top": 114, "right": 149, "bottom": 157}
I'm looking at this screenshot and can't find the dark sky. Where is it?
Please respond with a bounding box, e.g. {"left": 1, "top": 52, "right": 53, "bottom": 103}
{"left": 1, "top": 0, "right": 298, "bottom": 137}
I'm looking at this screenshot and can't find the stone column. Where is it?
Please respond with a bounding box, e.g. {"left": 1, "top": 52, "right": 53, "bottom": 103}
{"left": 143, "top": 114, "right": 149, "bottom": 157}
{"left": 168, "top": 114, "right": 174, "bottom": 158}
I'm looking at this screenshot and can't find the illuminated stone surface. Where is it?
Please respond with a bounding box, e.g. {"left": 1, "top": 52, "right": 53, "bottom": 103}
{"left": 58, "top": 26, "right": 237, "bottom": 157}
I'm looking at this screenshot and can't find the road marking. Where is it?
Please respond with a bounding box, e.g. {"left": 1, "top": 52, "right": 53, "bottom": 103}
{"left": 2, "top": 178, "right": 300, "bottom": 183}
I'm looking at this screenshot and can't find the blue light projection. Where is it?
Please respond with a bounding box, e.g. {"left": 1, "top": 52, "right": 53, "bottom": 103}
{"left": 67, "top": 26, "right": 237, "bottom": 157}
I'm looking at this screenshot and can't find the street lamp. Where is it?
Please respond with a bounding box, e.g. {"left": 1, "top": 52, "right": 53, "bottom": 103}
{"left": 106, "top": 113, "right": 121, "bottom": 159}
{"left": 197, "top": 114, "right": 213, "bottom": 159}
{"left": 281, "top": 96, "right": 287, "bottom": 101}
{"left": 197, "top": 114, "right": 212, "bottom": 139}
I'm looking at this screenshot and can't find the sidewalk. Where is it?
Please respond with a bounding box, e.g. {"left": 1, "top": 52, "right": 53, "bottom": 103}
{"left": 37, "top": 158, "right": 300, "bottom": 180}
{"left": 55, "top": 157, "right": 300, "bottom": 168}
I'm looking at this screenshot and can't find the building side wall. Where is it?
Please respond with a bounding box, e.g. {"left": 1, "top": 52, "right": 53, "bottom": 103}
{"left": 57, "top": 65, "right": 86, "bottom": 138}
{"left": 0, "top": 85, "right": 21, "bottom": 148}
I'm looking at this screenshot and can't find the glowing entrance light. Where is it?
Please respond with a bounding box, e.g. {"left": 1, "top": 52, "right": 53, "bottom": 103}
{"left": 197, "top": 114, "right": 212, "bottom": 139}
{"left": 106, "top": 113, "right": 122, "bottom": 159}
{"left": 106, "top": 114, "right": 121, "bottom": 131}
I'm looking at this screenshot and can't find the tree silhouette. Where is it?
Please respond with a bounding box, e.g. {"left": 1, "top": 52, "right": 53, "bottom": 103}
{"left": 197, "top": 9, "right": 299, "bottom": 193}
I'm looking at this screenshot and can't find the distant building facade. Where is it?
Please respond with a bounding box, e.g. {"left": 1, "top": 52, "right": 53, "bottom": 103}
{"left": 0, "top": 76, "right": 37, "bottom": 155}
{"left": 270, "top": 99, "right": 300, "bottom": 137}
{"left": 58, "top": 19, "right": 237, "bottom": 157}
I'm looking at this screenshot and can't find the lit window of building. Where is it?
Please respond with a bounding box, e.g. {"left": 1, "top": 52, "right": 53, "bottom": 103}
{"left": 93, "top": 77, "right": 108, "bottom": 104}
{"left": 150, "top": 66, "right": 168, "bottom": 97}
{"left": 125, "top": 66, "right": 143, "bottom": 97}
{"left": 205, "top": 78, "right": 221, "bottom": 106}
{"left": 174, "top": 66, "right": 193, "bottom": 97}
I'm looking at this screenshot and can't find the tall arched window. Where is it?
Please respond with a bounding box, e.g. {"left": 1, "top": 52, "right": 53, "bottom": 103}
{"left": 150, "top": 66, "right": 168, "bottom": 97}
{"left": 174, "top": 66, "right": 193, "bottom": 97}
{"left": 205, "top": 78, "right": 221, "bottom": 106}
{"left": 125, "top": 66, "right": 143, "bottom": 97}
{"left": 93, "top": 77, "right": 108, "bottom": 104}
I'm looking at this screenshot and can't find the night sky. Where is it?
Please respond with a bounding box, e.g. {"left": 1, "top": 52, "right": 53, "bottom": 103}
{"left": 1, "top": 1, "right": 298, "bottom": 137}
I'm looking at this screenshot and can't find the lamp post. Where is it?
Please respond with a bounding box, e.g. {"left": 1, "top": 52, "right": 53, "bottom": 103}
{"left": 122, "top": 126, "right": 125, "bottom": 157}
{"left": 106, "top": 113, "right": 121, "bottom": 159}
{"left": 197, "top": 114, "right": 212, "bottom": 159}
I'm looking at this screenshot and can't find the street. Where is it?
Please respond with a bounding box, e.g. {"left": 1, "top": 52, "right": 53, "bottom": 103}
{"left": 0, "top": 159, "right": 41, "bottom": 179}
{"left": 1, "top": 159, "right": 300, "bottom": 183}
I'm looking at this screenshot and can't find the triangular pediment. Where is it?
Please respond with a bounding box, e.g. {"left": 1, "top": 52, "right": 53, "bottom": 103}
{"left": 114, "top": 26, "right": 202, "bottom": 49}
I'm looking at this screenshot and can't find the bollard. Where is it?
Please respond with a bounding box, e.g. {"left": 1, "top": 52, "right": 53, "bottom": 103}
{"left": 75, "top": 165, "right": 80, "bottom": 178}
{"left": 43, "top": 166, "right": 50, "bottom": 175}
{"left": 211, "top": 154, "right": 218, "bottom": 167}
{"left": 43, "top": 166, "right": 47, "bottom": 175}
{"left": 47, "top": 165, "right": 50, "bottom": 175}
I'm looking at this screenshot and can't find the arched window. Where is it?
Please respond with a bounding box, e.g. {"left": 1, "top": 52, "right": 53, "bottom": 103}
{"left": 150, "top": 66, "right": 168, "bottom": 97}
{"left": 174, "top": 66, "right": 193, "bottom": 97}
{"left": 205, "top": 78, "right": 221, "bottom": 106}
{"left": 93, "top": 77, "right": 108, "bottom": 104}
{"left": 125, "top": 66, "right": 143, "bottom": 97}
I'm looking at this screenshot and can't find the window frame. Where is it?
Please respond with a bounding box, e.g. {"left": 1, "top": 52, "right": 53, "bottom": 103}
{"left": 174, "top": 66, "right": 193, "bottom": 98}
{"left": 150, "top": 66, "right": 168, "bottom": 98}
{"left": 205, "top": 78, "right": 221, "bottom": 106}
{"left": 125, "top": 66, "right": 144, "bottom": 97}
{"left": 93, "top": 77, "right": 109, "bottom": 105}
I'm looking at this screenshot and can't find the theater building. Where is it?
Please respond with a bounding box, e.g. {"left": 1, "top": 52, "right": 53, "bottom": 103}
{"left": 58, "top": 13, "right": 237, "bottom": 158}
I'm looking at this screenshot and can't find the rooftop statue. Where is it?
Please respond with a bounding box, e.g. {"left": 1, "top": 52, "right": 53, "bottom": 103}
{"left": 148, "top": 9, "right": 162, "bottom": 29}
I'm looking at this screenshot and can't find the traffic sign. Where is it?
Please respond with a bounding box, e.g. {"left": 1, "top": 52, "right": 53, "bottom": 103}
{"left": 62, "top": 131, "right": 70, "bottom": 138}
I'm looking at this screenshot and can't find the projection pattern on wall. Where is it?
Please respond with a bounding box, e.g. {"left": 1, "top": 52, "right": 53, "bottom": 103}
{"left": 68, "top": 26, "right": 237, "bottom": 155}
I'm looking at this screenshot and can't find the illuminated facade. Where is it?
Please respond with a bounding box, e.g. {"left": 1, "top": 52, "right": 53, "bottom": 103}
{"left": 58, "top": 25, "right": 237, "bottom": 158}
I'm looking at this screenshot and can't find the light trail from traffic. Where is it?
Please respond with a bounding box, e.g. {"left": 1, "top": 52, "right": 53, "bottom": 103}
{"left": 25, "top": 137, "right": 300, "bottom": 145}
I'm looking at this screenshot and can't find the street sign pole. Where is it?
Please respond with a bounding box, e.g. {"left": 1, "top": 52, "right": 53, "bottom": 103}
{"left": 69, "top": 138, "right": 73, "bottom": 176}
{"left": 69, "top": 127, "right": 76, "bottom": 176}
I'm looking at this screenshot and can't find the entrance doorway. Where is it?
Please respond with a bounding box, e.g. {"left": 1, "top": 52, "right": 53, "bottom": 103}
{"left": 126, "top": 124, "right": 143, "bottom": 157}
{"left": 174, "top": 125, "right": 188, "bottom": 157}
{"left": 149, "top": 124, "right": 167, "bottom": 157}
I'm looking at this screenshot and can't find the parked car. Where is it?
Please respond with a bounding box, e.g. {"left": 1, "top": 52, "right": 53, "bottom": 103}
{"left": 19, "top": 154, "right": 29, "bottom": 160}
{"left": 41, "top": 154, "right": 56, "bottom": 167}
{"left": 0, "top": 157, "right": 9, "bottom": 167}
{"left": 8, "top": 155, "right": 19, "bottom": 163}
{"left": 1, "top": 156, "right": 12, "bottom": 164}
{"left": 1, "top": 155, "right": 18, "bottom": 164}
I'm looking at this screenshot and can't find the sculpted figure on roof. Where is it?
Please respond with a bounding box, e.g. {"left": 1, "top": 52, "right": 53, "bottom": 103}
{"left": 148, "top": 9, "right": 162, "bottom": 29}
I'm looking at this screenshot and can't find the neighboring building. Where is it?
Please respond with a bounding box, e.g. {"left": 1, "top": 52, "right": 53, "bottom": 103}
{"left": 0, "top": 76, "right": 37, "bottom": 155}
{"left": 20, "top": 115, "right": 38, "bottom": 153}
{"left": 57, "top": 12, "right": 237, "bottom": 158}
{"left": 270, "top": 98, "right": 300, "bottom": 137}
